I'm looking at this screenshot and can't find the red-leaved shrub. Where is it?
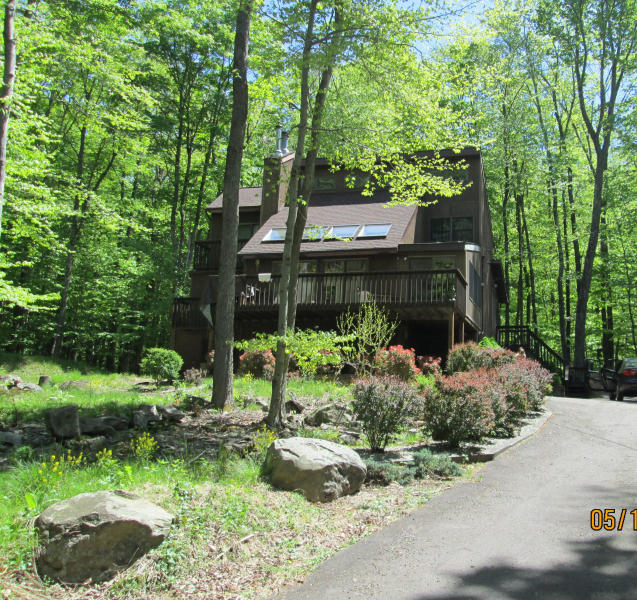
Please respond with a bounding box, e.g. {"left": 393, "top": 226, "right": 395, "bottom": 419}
{"left": 446, "top": 342, "right": 515, "bottom": 374}
{"left": 238, "top": 350, "right": 276, "bottom": 380}
{"left": 375, "top": 345, "right": 421, "bottom": 381}
{"left": 422, "top": 370, "right": 496, "bottom": 447}
{"left": 417, "top": 355, "right": 442, "bottom": 377}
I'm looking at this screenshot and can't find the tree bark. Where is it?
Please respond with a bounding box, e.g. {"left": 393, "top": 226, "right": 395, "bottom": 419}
{"left": 211, "top": 0, "right": 253, "bottom": 409}
{"left": 0, "top": 0, "right": 16, "bottom": 243}
{"left": 267, "top": 0, "right": 319, "bottom": 428}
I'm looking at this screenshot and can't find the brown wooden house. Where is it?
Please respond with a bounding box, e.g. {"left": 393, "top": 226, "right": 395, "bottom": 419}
{"left": 172, "top": 147, "right": 507, "bottom": 369}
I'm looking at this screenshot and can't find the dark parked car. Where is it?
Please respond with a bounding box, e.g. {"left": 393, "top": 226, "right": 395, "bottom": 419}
{"left": 601, "top": 359, "right": 637, "bottom": 401}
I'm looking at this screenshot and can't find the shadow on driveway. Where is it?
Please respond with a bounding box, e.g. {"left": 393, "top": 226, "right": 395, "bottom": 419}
{"left": 412, "top": 534, "right": 637, "bottom": 600}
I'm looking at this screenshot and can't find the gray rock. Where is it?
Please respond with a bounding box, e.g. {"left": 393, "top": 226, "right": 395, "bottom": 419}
{"left": 254, "top": 397, "right": 269, "bottom": 411}
{"left": 264, "top": 437, "right": 366, "bottom": 502}
{"left": 0, "top": 374, "right": 21, "bottom": 387}
{"left": 305, "top": 403, "right": 353, "bottom": 427}
{"left": 157, "top": 405, "right": 185, "bottom": 423}
{"left": 45, "top": 405, "right": 80, "bottom": 440}
{"left": 35, "top": 490, "right": 173, "bottom": 584}
{"left": 79, "top": 416, "right": 129, "bottom": 436}
{"left": 14, "top": 381, "right": 43, "bottom": 392}
{"left": 78, "top": 436, "right": 109, "bottom": 453}
{"left": 59, "top": 380, "right": 89, "bottom": 390}
{"left": 38, "top": 375, "right": 53, "bottom": 388}
{"left": 0, "top": 430, "right": 22, "bottom": 446}
{"left": 285, "top": 393, "right": 306, "bottom": 414}
{"left": 132, "top": 404, "right": 161, "bottom": 429}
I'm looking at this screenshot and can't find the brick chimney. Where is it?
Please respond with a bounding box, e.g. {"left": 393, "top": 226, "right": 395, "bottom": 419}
{"left": 259, "top": 128, "right": 295, "bottom": 226}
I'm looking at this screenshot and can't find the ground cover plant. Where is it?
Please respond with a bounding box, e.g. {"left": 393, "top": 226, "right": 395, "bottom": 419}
{"left": 0, "top": 354, "right": 473, "bottom": 600}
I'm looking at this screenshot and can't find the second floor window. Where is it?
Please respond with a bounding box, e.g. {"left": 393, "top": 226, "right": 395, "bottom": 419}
{"left": 431, "top": 217, "right": 474, "bottom": 243}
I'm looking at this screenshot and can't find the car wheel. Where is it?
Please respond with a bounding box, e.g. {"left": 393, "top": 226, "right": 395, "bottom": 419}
{"left": 610, "top": 392, "right": 616, "bottom": 400}
{"left": 617, "top": 392, "right": 624, "bottom": 402}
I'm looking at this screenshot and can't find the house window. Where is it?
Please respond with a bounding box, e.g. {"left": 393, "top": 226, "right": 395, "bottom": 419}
{"left": 431, "top": 218, "right": 451, "bottom": 242}
{"left": 345, "top": 172, "right": 371, "bottom": 190}
{"left": 238, "top": 223, "right": 259, "bottom": 247}
{"left": 325, "top": 224, "right": 360, "bottom": 240}
{"left": 469, "top": 262, "right": 482, "bottom": 307}
{"left": 262, "top": 227, "right": 286, "bottom": 242}
{"left": 452, "top": 217, "right": 473, "bottom": 242}
{"left": 299, "top": 261, "right": 318, "bottom": 274}
{"left": 431, "top": 217, "right": 474, "bottom": 243}
{"left": 408, "top": 257, "right": 431, "bottom": 271}
{"left": 359, "top": 223, "right": 392, "bottom": 238}
{"left": 302, "top": 225, "right": 328, "bottom": 241}
{"left": 313, "top": 176, "right": 336, "bottom": 191}
{"left": 325, "top": 260, "right": 345, "bottom": 273}
{"left": 346, "top": 259, "right": 368, "bottom": 272}
{"left": 432, "top": 256, "right": 455, "bottom": 270}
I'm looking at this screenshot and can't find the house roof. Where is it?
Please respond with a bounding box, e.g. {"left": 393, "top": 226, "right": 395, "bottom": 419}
{"left": 207, "top": 187, "right": 262, "bottom": 211}
{"left": 239, "top": 195, "right": 417, "bottom": 257}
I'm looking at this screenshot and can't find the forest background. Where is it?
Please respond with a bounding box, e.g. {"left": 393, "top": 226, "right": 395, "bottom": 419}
{"left": 0, "top": 0, "right": 635, "bottom": 372}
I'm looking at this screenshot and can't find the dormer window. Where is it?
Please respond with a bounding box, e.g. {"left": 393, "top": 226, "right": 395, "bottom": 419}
{"left": 358, "top": 223, "right": 392, "bottom": 238}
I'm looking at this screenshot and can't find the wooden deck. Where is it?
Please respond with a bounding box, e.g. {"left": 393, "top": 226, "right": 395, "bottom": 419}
{"left": 173, "top": 270, "right": 467, "bottom": 327}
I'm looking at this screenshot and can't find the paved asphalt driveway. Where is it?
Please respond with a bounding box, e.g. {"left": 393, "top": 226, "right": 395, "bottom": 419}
{"left": 276, "top": 396, "right": 637, "bottom": 600}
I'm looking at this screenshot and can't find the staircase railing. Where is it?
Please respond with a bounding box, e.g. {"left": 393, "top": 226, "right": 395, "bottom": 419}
{"left": 496, "top": 325, "right": 566, "bottom": 381}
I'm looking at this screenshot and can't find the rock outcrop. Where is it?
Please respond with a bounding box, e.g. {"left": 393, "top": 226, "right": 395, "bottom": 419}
{"left": 264, "top": 437, "right": 366, "bottom": 502}
{"left": 36, "top": 490, "right": 173, "bottom": 583}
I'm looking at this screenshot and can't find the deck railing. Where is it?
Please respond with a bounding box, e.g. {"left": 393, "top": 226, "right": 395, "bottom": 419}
{"left": 237, "top": 269, "right": 466, "bottom": 312}
{"left": 172, "top": 297, "right": 208, "bottom": 328}
{"left": 496, "top": 325, "right": 565, "bottom": 380}
{"left": 193, "top": 241, "right": 221, "bottom": 270}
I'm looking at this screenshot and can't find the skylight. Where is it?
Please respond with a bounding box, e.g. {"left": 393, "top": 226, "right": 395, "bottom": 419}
{"left": 302, "top": 225, "right": 329, "bottom": 241}
{"left": 358, "top": 223, "right": 392, "bottom": 238}
{"left": 262, "top": 227, "right": 286, "bottom": 242}
{"left": 325, "top": 225, "right": 360, "bottom": 240}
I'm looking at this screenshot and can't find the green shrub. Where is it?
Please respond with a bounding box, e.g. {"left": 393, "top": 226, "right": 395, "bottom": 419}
{"left": 411, "top": 449, "right": 463, "bottom": 478}
{"left": 364, "top": 450, "right": 463, "bottom": 486}
{"left": 374, "top": 345, "right": 421, "bottom": 381}
{"left": 446, "top": 342, "right": 515, "bottom": 374}
{"left": 352, "top": 376, "right": 419, "bottom": 451}
{"left": 478, "top": 336, "right": 500, "bottom": 348}
{"left": 422, "top": 371, "right": 496, "bottom": 447}
{"left": 140, "top": 348, "right": 183, "bottom": 384}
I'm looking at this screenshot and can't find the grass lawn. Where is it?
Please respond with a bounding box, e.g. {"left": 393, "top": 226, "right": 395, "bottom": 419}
{"left": 0, "top": 354, "right": 470, "bottom": 600}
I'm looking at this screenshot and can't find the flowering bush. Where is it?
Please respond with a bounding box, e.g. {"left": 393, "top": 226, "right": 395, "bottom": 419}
{"left": 237, "top": 350, "right": 276, "bottom": 380}
{"left": 374, "top": 345, "right": 421, "bottom": 381}
{"left": 446, "top": 342, "right": 515, "bottom": 374}
{"left": 417, "top": 355, "right": 442, "bottom": 377}
{"left": 352, "top": 376, "right": 420, "bottom": 451}
{"left": 422, "top": 371, "right": 496, "bottom": 447}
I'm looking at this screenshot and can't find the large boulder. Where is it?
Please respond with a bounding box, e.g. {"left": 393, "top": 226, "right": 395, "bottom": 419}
{"left": 304, "top": 402, "right": 353, "bottom": 426}
{"left": 35, "top": 490, "right": 173, "bottom": 584}
{"left": 14, "top": 381, "right": 43, "bottom": 392}
{"left": 264, "top": 437, "right": 366, "bottom": 502}
{"left": 45, "top": 405, "right": 80, "bottom": 440}
{"left": 79, "top": 416, "right": 129, "bottom": 436}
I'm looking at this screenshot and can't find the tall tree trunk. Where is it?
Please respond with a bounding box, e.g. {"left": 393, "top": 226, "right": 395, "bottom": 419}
{"left": 515, "top": 190, "right": 524, "bottom": 326}
{"left": 211, "top": 0, "right": 253, "bottom": 409}
{"left": 268, "top": 3, "right": 342, "bottom": 428}
{"left": 267, "top": 0, "right": 318, "bottom": 428}
{"left": 599, "top": 205, "right": 614, "bottom": 365}
{"left": 0, "top": 0, "right": 16, "bottom": 243}
{"left": 520, "top": 195, "right": 537, "bottom": 327}
{"left": 502, "top": 161, "right": 511, "bottom": 328}
{"left": 52, "top": 125, "right": 87, "bottom": 356}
